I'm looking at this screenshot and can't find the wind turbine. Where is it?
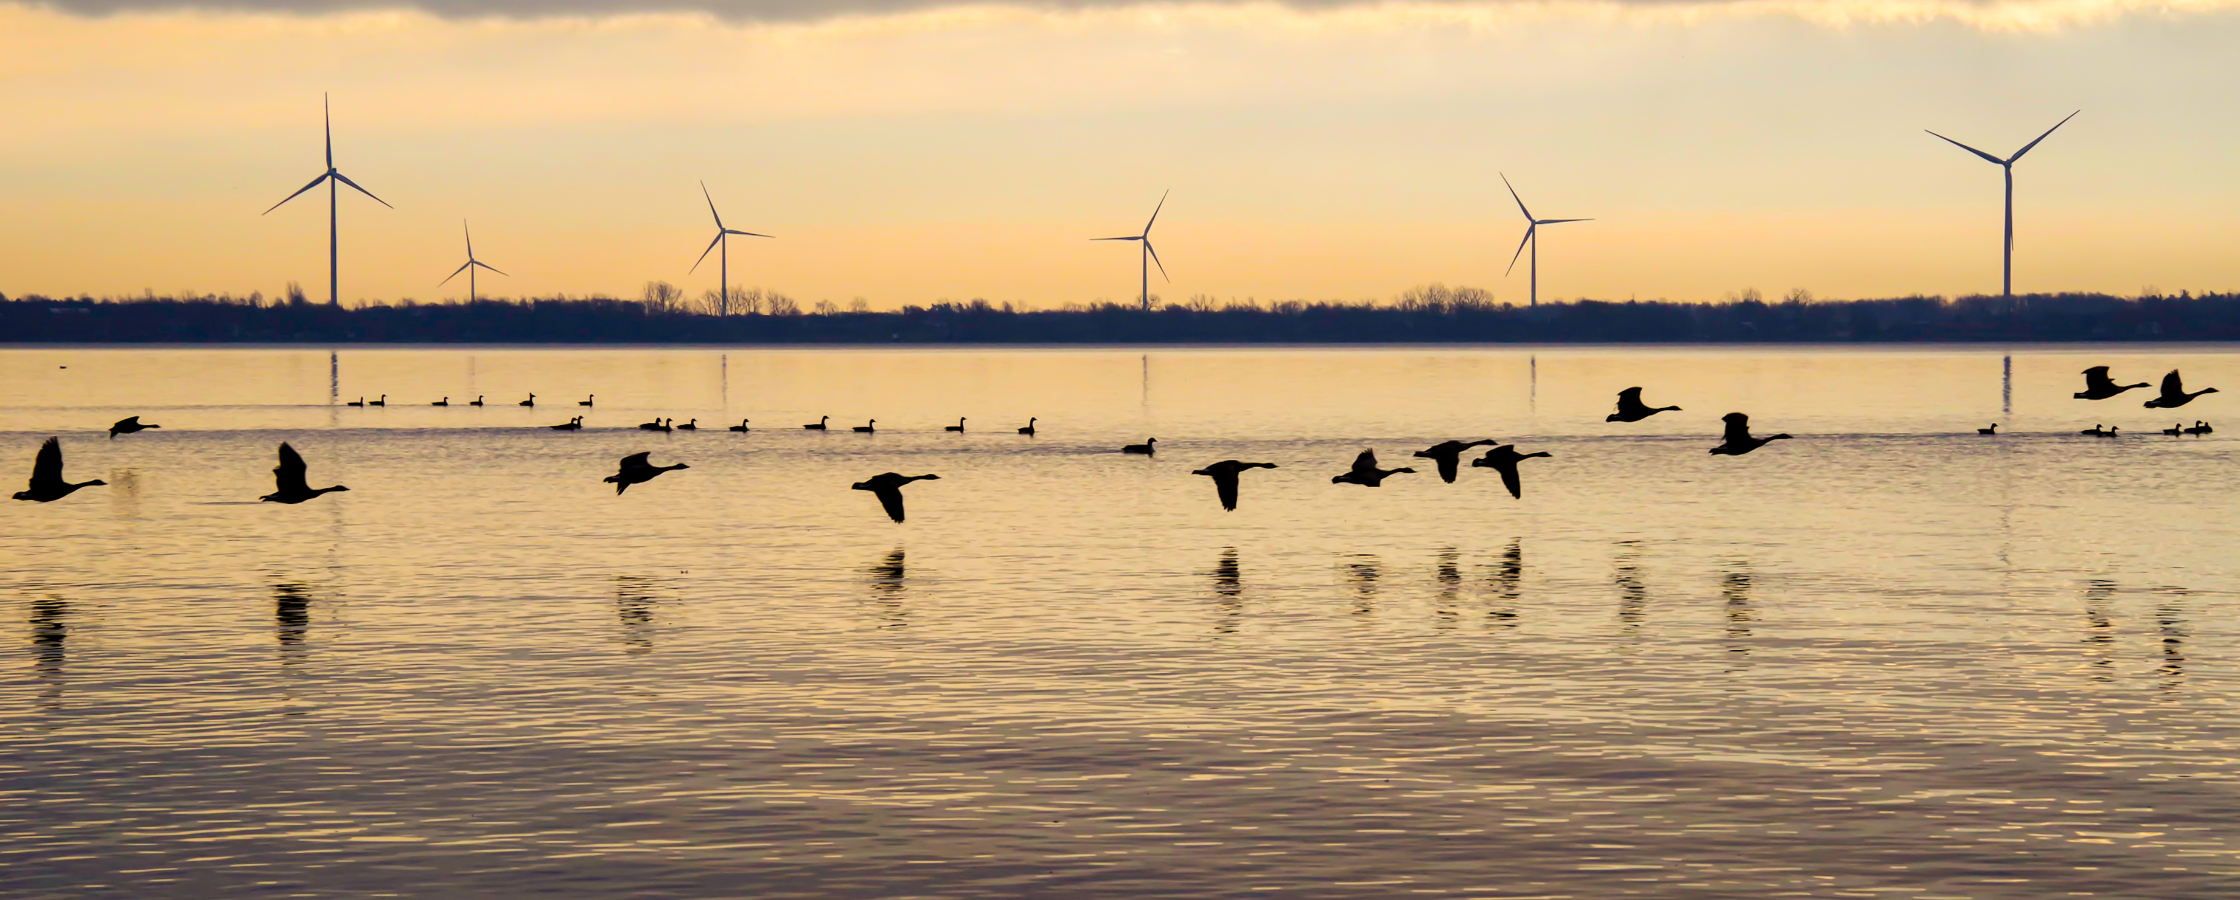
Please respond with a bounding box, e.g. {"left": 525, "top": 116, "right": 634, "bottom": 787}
{"left": 264, "top": 93, "right": 391, "bottom": 306}
{"left": 1093, "top": 191, "right": 1168, "bottom": 311}
{"left": 690, "top": 182, "right": 772, "bottom": 316}
{"left": 439, "top": 220, "right": 507, "bottom": 304}
{"left": 1925, "top": 110, "right": 2080, "bottom": 300}
{"left": 1501, "top": 174, "right": 1590, "bottom": 308}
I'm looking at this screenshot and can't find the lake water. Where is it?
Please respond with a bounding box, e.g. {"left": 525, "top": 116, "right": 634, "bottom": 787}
{"left": 3, "top": 345, "right": 2237, "bottom": 899}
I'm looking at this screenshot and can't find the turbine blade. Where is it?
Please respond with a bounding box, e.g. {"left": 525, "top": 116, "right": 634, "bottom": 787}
{"left": 1145, "top": 240, "right": 1168, "bottom": 281}
{"left": 690, "top": 231, "right": 723, "bottom": 273}
{"left": 725, "top": 229, "right": 773, "bottom": 238}
{"left": 439, "top": 260, "right": 473, "bottom": 286}
{"left": 1537, "top": 218, "right": 1593, "bottom": 224}
{"left": 1500, "top": 172, "right": 1533, "bottom": 222}
{"left": 263, "top": 172, "right": 330, "bottom": 214}
{"left": 473, "top": 261, "right": 508, "bottom": 277}
{"left": 463, "top": 219, "right": 473, "bottom": 257}
{"left": 323, "top": 92, "right": 333, "bottom": 170}
{"left": 1092, "top": 236, "right": 1142, "bottom": 241}
{"left": 701, "top": 181, "right": 723, "bottom": 229}
{"left": 2009, "top": 109, "right": 2080, "bottom": 163}
{"left": 1144, "top": 189, "right": 1168, "bottom": 234}
{"left": 1925, "top": 130, "right": 2007, "bottom": 166}
{"left": 332, "top": 171, "right": 392, "bottom": 209}
{"left": 1505, "top": 225, "right": 1534, "bottom": 276}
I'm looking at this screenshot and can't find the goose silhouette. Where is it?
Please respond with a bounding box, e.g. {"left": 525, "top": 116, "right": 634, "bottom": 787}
{"left": 2101, "top": 426, "right": 2122, "bottom": 438}
{"left": 852, "top": 472, "right": 940, "bottom": 523}
{"left": 431, "top": 397, "right": 449, "bottom": 407}
{"left": 804, "top": 416, "right": 830, "bottom": 431}
{"left": 469, "top": 395, "right": 484, "bottom": 407}
{"left": 852, "top": 419, "right": 877, "bottom": 433}
{"left": 368, "top": 395, "right": 386, "bottom": 407}
{"left": 2075, "top": 366, "right": 2150, "bottom": 400}
{"left": 2163, "top": 423, "right": 2184, "bottom": 436}
{"left": 579, "top": 394, "right": 594, "bottom": 407}
{"left": 1607, "top": 387, "right": 1681, "bottom": 423}
{"left": 638, "top": 417, "right": 672, "bottom": 433}
{"left": 1192, "top": 460, "right": 1277, "bottom": 511}
{"left": 550, "top": 416, "right": 582, "bottom": 431}
{"left": 260, "top": 443, "right": 349, "bottom": 504}
{"left": 727, "top": 419, "right": 750, "bottom": 432}
{"left": 1018, "top": 417, "right": 1037, "bottom": 436}
{"left": 1709, "top": 412, "right": 1791, "bottom": 456}
{"left": 1978, "top": 423, "right": 1998, "bottom": 435}
{"left": 13, "top": 437, "right": 105, "bottom": 502}
{"left": 945, "top": 417, "right": 966, "bottom": 432}
{"left": 1122, "top": 438, "right": 1157, "bottom": 455}
{"left": 2145, "top": 370, "right": 2219, "bottom": 409}
{"left": 1471, "top": 444, "right": 1552, "bottom": 499}
{"left": 108, "top": 416, "right": 159, "bottom": 439}
{"left": 2185, "top": 421, "right": 2214, "bottom": 435}
{"left": 676, "top": 419, "right": 697, "bottom": 431}
{"left": 520, "top": 393, "right": 535, "bottom": 407}
{"left": 1332, "top": 448, "right": 1415, "bottom": 487}
{"left": 604, "top": 452, "right": 688, "bottom": 495}
{"left": 1412, "top": 439, "right": 1495, "bottom": 483}
{"left": 346, "top": 397, "right": 365, "bottom": 407}
{"left": 2080, "top": 424, "right": 2105, "bottom": 436}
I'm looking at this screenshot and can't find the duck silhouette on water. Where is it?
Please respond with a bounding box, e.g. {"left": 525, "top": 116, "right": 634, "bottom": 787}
{"left": 1471, "top": 444, "right": 1552, "bottom": 499}
{"left": 945, "top": 418, "right": 966, "bottom": 432}
{"left": 675, "top": 419, "right": 697, "bottom": 431}
{"left": 2185, "top": 421, "right": 2214, "bottom": 435}
{"left": 1978, "top": 423, "right": 1998, "bottom": 435}
{"left": 853, "top": 419, "right": 877, "bottom": 433}
{"left": 804, "top": 416, "right": 830, "bottom": 431}
{"left": 108, "top": 416, "right": 158, "bottom": 439}
{"left": 728, "top": 419, "right": 750, "bottom": 432}
{"left": 1018, "top": 417, "right": 1037, "bottom": 436}
{"left": 1607, "top": 387, "right": 1681, "bottom": 423}
{"left": 261, "top": 443, "right": 349, "bottom": 504}
{"left": 1122, "top": 438, "right": 1157, "bottom": 455}
{"left": 13, "top": 438, "right": 105, "bottom": 502}
{"left": 1192, "top": 460, "right": 1278, "bottom": 511}
{"left": 1709, "top": 412, "right": 1792, "bottom": 456}
{"left": 1332, "top": 449, "right": 1415, "bottom": 487}
{"left": 638, "top": 417, "right": 672, "bottom": 433}
{"left": 2075, "top": 366, "right": 2150, "bottom": 400}
{"left": 1412, "top": 439, "right": 1494, "bottom": 484}
{"left": 853, "top": 472, "right": 940, "bottom": 523}
{"left": 550, "top": 416, "right": 583, "bottom": 431}
{"left": 604, "top": 452, "right": 688, "bottom": 495}
{"left": 2145, "top": 370, "right": 2220, "bottom": 409}
{"left": 519, "top": 393, "right": 536, "bottom": 407}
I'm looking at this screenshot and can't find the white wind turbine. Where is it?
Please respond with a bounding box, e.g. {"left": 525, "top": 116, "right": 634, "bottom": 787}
{"left": 264, "top": 93, "right": 391, "bottom": 306}
{"left": 1925, "top": 110, "right": 2080, "bottom": 300}
{"left": 1093, "top": 191, "right": 1169, "bottom": 311}
{"left": 439, "top": 221, "right": 506, "bottom": 304}
{"left": 1501, "top": 174, "right": 1590, "bottom": 308}
{"left": 690, "top": 182, "right": 772, "bottom": 316}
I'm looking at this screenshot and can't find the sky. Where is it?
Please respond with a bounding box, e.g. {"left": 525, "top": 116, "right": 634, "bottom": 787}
{"left": 3, "top": 0, "right": 2238, "bottom": 308}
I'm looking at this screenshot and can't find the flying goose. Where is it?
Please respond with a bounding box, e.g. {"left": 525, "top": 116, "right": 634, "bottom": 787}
{"left": 1607, "top": 387, "right": 1681, "bottom": 423}
{"left": 260, "top": 443, "right": 349, "bottom": 504}
{"left": 2144, "top": 370, "right": 2219, "bottom": 409}
{"left": 108, "top": 416, "right": 159, "bottom": 439}
{"left": 12, "top": 438, "right": 105, "bottom": 502}
{"left": 1709, "top": 412, "right": 1791, "bottom": 456}
{"left": 852, "top": 472, "right": 940, "bottom": 523}
{"left": 1412, "top": 439, "right": 1495, "bottom": 484}
{"left": 1471, "top": 444, "right": 1552, "bottom": 499}
{"left": 2075, "top": 366, "right": 2150, "bottom": 400}
{"left": 1332, "top": 448, "right": 1415, "bottom": 487}
{"left": 604, "top": 452, "right": 688, "bottom": 494}
{"left": 1192, "top": 460, "right": 1277, "bottom": 511}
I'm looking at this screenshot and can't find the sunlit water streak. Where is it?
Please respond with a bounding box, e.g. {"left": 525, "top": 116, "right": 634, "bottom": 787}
{"left": 3, "top": 345, "right": 2237, "bottom": 898}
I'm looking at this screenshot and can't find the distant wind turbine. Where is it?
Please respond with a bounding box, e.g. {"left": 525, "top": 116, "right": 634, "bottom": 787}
{"left": 690, "top": 182, "right": 772, "bottom": 316}
{"left": 1501, "top": 174, "right": 1590, "bottom": 308}
{"left": 1093, "top": 191, "right": 1168, "bottom": 311}
{"left": 1925, "top": 110, "right": 2080, "bottom": 300}
{"left": 439, "top": 221, "right": 507, "bottom": 304}
{"left": 263, "top": 93, "right": 391, "bottom": 306}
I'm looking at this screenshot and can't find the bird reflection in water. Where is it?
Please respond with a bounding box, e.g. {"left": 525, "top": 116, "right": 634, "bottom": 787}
{"left": 1488, "top": 540, "right": 1522, "bottom": 627}
{"left": 274, "top": 581, "right": 314, "bottom": 662}
{"left": 1345, "top": 555, "right": 1380, "bottom": 619}
{"left": 866, "top": 548, "right": 908, "bottom": 628}
{"left": 2156, "top": 589, "right": 2188, "bottom": 696}
{"left": 1433, "top": 548, "right": 1462, "bottom": 630}
{"left": 2082, "top": 579, "right": 2117, "bottom": 684}
{"left": 1722, "top": 563, "right": 1756, "bottom": 662}
{"left": 29, "top": 596, "right": 70, "bottom": 711}
{"left": 614, "top": 576, "right": 668, "bottom": 653}
{"left": 1614, "top": 541, "right": 1648, "bottom": 634}
{"left": 1211, "top": 548, "right": 1242, "bottom": 636}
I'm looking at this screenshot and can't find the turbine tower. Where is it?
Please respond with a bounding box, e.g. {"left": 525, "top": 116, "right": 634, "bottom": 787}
{"left": 1501, "top": 174, "right": 1590, "bottom": 308}
{"left": 1925, "top": 110, "right": 2079, "bottom": 300}
{"left": 264, "top": 93, "right": 391, "bottom": 306}
{"left": 690, "top": 182, "right": 772, "bottom": 316}
{"left": 439, "top": 220, "right": 507, "bottom": 304}
{"left": 1093, "top": 191, "right": 1168, "bottom": 311}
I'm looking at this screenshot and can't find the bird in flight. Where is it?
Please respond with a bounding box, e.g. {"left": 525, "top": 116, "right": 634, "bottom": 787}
{"left": 261, "top": 442, "right": 350, "bottom": 503}
{"left": 852, "top": 472, "right": 941, "bottom": 523}
{"left": 13, "top": 438, "right": 106, "bottom": 502}
{"left": 604, "top": 452, "right": 688, "bottom": 495}
{"left": 1192, "top": 460, "right": 1278, "bottom": 511}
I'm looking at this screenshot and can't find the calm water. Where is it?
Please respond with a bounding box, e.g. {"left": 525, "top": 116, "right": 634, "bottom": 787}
{"left": 4, "top": 345, "right": 2238, "bottom": 899}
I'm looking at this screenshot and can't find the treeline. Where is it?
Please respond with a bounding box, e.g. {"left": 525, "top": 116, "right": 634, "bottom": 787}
{"left": 5, "top": 283, "right": 2238, "bottom": 343}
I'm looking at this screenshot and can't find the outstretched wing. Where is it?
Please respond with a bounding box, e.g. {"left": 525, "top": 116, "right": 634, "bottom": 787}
{"left": 1212, "top": 470, "right": 1239, "bottom": 512}
{"left": 1722, "top": 415, "right": 1753, "bottom": 445}
{"left": 275, "top": 442, "right": 310, "bottom": 494}
{"left": 115, "top": 416, "right": 141, "bottom": 429}
{"left": 618, "top": 451, "right": 652, "bottom": 472}
{"left": 1435, "top": 455, "right": 1460, "bottom": 484}
{"left": 1350, "top": 449, "right": 1378, "bottom": 475}
{"left": 1617, "top": 386, "right": 1643, "bottom": 404}
{"left": 2081, "top": 365, "right": 2110, "bottom": 385}
{"left": 875, "top": 486, "right": 907, "bottom": 523}
{"left": 2162, "top": 370, "right": 2185, "bottom": 395}
{"left": 29, "top": 437, "right": 64, "bottom": 491}
{"left": 1498, "top": 459, "right": 1523, "bottom": 500}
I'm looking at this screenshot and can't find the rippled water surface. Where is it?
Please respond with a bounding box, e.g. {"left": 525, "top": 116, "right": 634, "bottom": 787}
{"left": 4, "top": 345, "right": 2239, "bottom": 899}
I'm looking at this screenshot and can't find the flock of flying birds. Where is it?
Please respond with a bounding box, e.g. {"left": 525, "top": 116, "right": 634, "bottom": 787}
{"left": 10, "top": 365, "right": 2221, "bottom": 521}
